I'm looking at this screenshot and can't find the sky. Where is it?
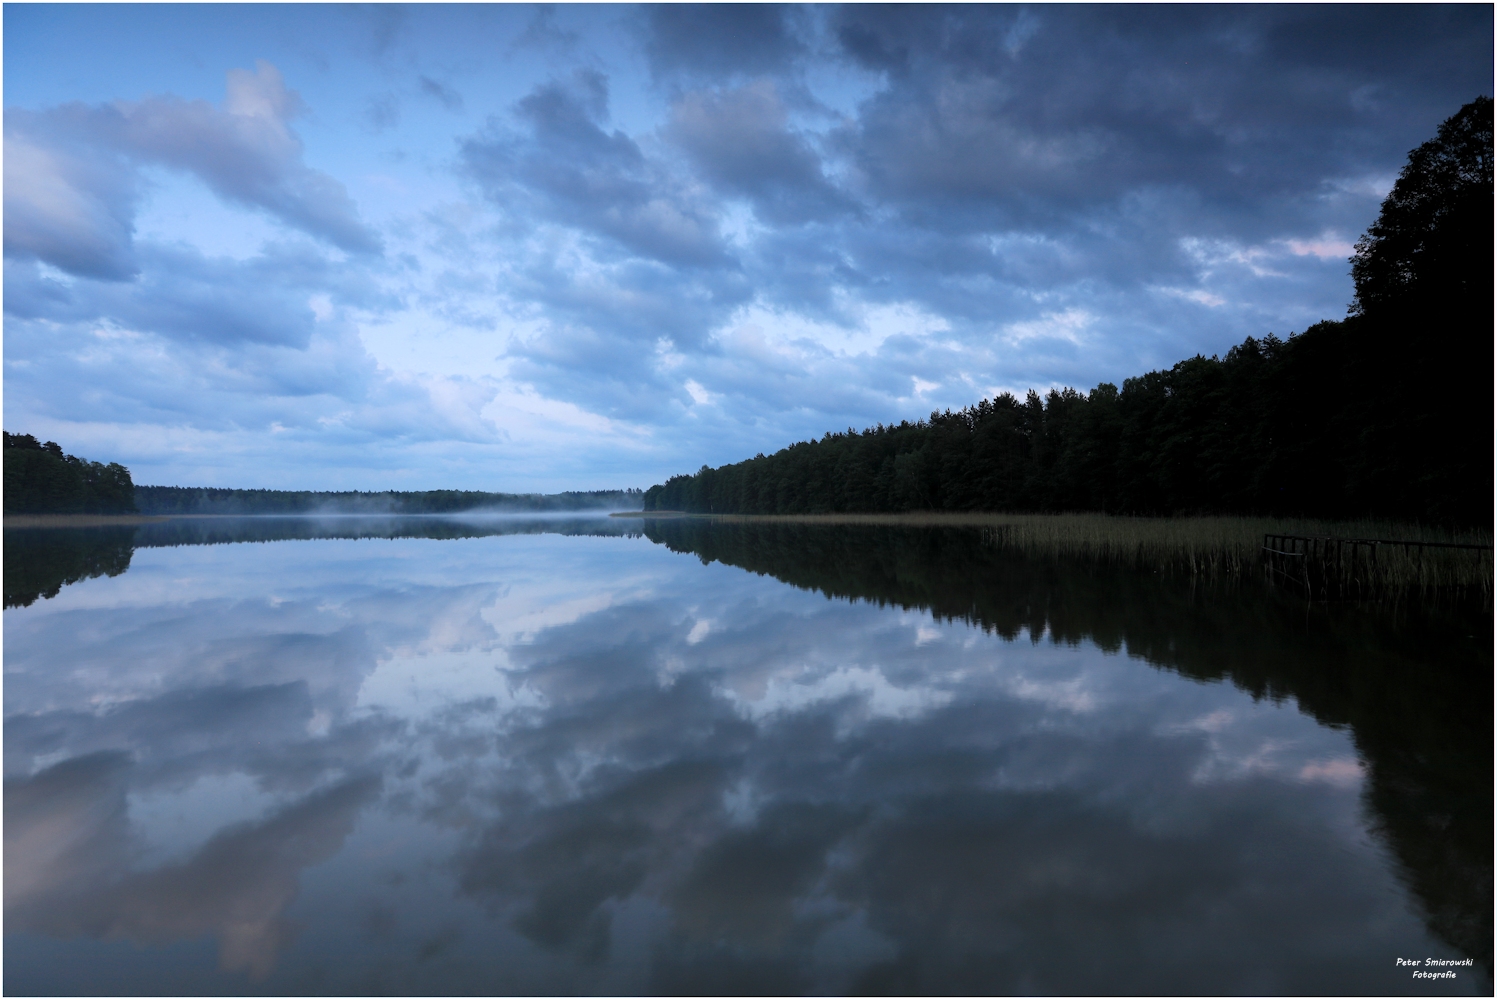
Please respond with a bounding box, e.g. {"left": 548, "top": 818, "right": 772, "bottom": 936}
{"left": 4, "top": 4, "right": 1491, "bottom": 492}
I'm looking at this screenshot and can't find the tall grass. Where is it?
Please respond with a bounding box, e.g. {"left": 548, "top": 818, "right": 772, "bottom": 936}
{"left": 643, "top": 511, "right": 1493, "bottom": 604}
{"left": 975, "top": 513, "right": 1491, "bottom": 601}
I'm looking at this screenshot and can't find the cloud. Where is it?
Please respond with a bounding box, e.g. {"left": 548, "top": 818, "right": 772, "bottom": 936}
{"left": 829, "top": 5, "right": 1490, "bottom": 229}
{"left": 666, "top": 80, "right": 855, "bottom": 225}
{"left": 5, "top": 683, "right": 317, "bottom": 783}
{"left": 6, "top": 241, "right": 352, "bottom": 348}
{"left": 418, "top": 75, "right": 464, "bottom": 112}
{"left": 452, "top": 5, "right": 1492, "bottom": 477}
{"left": 4, "top": 60, "right": 380, "bottom": 283}
{"left": 4, "top": 121, "right": 139, "bottom": 280}
{"left": 4, "top": 6, "right": 1489, "bottom": 491}
{"left": 2, "top": 523, "right": 1453, "bottom": 991}
{"left": 102, "top": 776, "right": 381, "bottom": 978}
{"left": 513, "top": 6, "right": 581, "bottom": 54}
{"left": 364, "top": 93, "right": 400, "bottom": 131}
{"left": 1, "top": 226, "right": 526, "bottom": 463}
{"left": 117, "top": 61, "right": 381, "bottom": 253}
{"left": 5, "top": 758, "right": 380, "bottom": 980}
{"left": 642, "top": 5, "right": 807, "bottom": 81}
{"left": 462, "top": 71, "right": 728, "bottom": 269}
{"left": 4, "top": 751, "right": 132, "bottom": 923}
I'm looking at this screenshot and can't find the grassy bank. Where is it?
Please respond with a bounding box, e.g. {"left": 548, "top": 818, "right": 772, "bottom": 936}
{"left": 617, "top": 510, "right": 1493, "bottom": 602}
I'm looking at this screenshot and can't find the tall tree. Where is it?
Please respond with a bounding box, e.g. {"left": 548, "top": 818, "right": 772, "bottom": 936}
{"left": 1350, "top": 97, "right": 1493, "bottom": 318}
{"left": 1347, "top": 97, "right": 1493, "bottom": 523}
{"left": 3, "top": 433, "right": 138, "bottom": 515}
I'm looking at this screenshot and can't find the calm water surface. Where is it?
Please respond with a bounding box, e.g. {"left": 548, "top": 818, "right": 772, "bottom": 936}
{"left": 4, "top": 517, "right": 1489, "bottom": 995}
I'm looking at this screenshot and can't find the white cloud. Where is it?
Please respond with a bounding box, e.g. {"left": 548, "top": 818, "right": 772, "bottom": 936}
{"left": 1281, "top": 236, "right": 1354, "bottom": 261}
{"left": 1001, "top": 307, "right": 1094, "bottom": 346}
{"left": 722, "top": 664, "right": 953, "bottom": 729}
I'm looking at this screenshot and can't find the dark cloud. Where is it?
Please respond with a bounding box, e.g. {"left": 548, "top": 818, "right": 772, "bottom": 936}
{"left": 513, "top": 5, "right": 581, "bottom": 54}
{"left": 5, "top": 5, "right": 1490, "bottom": 490}
{"left": 431, "top": 6, "right": 1493, "bottom": 467}
{"left": 116, "top": 62, "right": 380, "bottom": 253}
{"left": 418, "top": 75, "right": 464, "bottom": 112}
{"left": 666, "top": 80, "right": 855, "bottom": 225}
{"left": 462, "top": 71, "right": 728, "bottom": 268}
{"left": 830, "top": 5, "right": 1492, "bottom": 225}
{"left": 668, "top": 801, "right": 863, "bottom": 947}
{"left": 461, "top": 760, "right": 726, "bottom": 960}
{"left": 364, "top": 92, "right": 400, "bottom": 131}
{"left": 642, "top": 5, "right": 807, "bottom": 81}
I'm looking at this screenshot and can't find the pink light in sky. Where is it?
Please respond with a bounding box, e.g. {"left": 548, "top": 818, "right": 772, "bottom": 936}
{"left": 1284, "top": 237, "right": 1355, "bottom": 260}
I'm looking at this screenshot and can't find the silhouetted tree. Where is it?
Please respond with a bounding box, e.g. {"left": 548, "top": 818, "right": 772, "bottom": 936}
{"left": 1347, "top": 96, "right": 1493, "bottom": 524}
{"left": 1351, "top": 97, "right": 1493, "bottom": 318}
{"left": 4, "top": 433, "right": 137, "bottom": 515}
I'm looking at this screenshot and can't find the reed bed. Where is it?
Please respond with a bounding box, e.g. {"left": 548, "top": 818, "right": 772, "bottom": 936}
{"left": 975, "top": 513, "right": 1491, "bottom": 599}
{"left": 652, "top": 510, "right": 1493, "bottom": 604}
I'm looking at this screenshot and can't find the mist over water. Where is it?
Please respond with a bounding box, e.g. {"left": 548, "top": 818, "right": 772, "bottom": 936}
{"left": 4, "top": 518, "right": 1488, "bottom": 995}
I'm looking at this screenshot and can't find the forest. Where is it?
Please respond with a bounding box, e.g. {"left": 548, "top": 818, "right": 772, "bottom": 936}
{"left": 4, "top": 436, "right": 644, "bottom": 516}
{"left": 3, "top": 433, "right": 138, "bottom": 515}
{"left": 645, "top": 98, "right": 1492, "bottom": 527}
{"left": 4, "top": 437, "right": 643, "bottom": 516}
{"left": 133, "top": 486, "right": 643, "bottom": 515}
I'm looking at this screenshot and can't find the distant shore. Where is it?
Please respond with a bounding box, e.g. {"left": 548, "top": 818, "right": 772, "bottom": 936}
{"left": 609, "top": 511, "right": 1083, "bottom": 526}
{"left": 4, "top": 513, "right": 174, "bottom": 528}
{"left": 10, "top": 510, "right": 648, "bottom": 528}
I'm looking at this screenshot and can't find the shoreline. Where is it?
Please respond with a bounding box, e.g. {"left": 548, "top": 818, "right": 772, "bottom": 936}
{"left": 4, "top": 513, "right": 175, "bottom": 528}
{"left": 610, "top": 511, "right": 1082, "bottom": 524}
{"left": 8, "top": 510, "right": 646, "bottom": 528}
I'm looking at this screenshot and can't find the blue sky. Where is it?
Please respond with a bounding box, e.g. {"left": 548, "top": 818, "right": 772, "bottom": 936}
{"left": 4, "top": 4, "right": 1491, "bottom": 492}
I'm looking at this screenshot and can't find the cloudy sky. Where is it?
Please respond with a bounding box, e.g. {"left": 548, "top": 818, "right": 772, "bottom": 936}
{"left": 4, "top": 5, "right": 1491, "bottom": 492}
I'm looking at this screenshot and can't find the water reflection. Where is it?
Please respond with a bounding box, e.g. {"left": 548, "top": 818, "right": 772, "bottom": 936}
{"left": 643, "top": 519, "right": 1493, "bottom": 978}
{"left": 3, "top": 518, "right": 1487, "bottom": 994}
{"left": 4, "top": 526, "right": 136, "bottom": 607}
{"left": 4, "top": 515, "right": 640, "bottom": 610}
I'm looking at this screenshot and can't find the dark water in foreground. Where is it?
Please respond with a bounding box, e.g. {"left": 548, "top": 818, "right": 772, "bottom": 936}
{"left": 4, "top": 516, "right": 1490, "bottom": 995}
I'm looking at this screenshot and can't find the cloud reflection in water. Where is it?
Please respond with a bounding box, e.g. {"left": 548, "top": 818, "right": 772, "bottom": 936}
{"left": 3, "top": 524, "right": 1480, "bottom": 995}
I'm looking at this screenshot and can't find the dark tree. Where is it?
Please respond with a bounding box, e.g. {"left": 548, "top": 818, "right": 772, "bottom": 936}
{"left": 1350, "top": 97, "right": 1493, "bottom": 317}
{"left": 1346, "top": 97, "right": 1493, "bottom": 524}
{"left": 3, "top": 433, "right": 138, "bottom": 515}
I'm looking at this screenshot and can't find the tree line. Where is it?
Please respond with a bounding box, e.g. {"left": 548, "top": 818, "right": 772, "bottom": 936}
{"left": 5, "top": 435, "right": 645, "bottom": 517}
{"left": 134, "top": 486, "right": 644, "bottom": 515}
{"left": 3, "top": 433, "right": 138, "bottom": 515}
{"left": 645, "top": 98, "right": 1492, "bottom": 527}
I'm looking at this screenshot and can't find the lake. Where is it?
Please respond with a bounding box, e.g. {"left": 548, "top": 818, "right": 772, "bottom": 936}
{"left": 4, "top": 516, "right": 1489, "bottom": 995}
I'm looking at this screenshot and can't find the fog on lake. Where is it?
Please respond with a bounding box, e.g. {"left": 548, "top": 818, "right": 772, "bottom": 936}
{"left": 4, "top": 517, "right": 1489, "bottom": 995}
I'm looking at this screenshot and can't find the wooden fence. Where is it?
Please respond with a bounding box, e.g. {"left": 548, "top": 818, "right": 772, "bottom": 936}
{"left": 1262, "top": 533, "right": 1493, "bottom": 601}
